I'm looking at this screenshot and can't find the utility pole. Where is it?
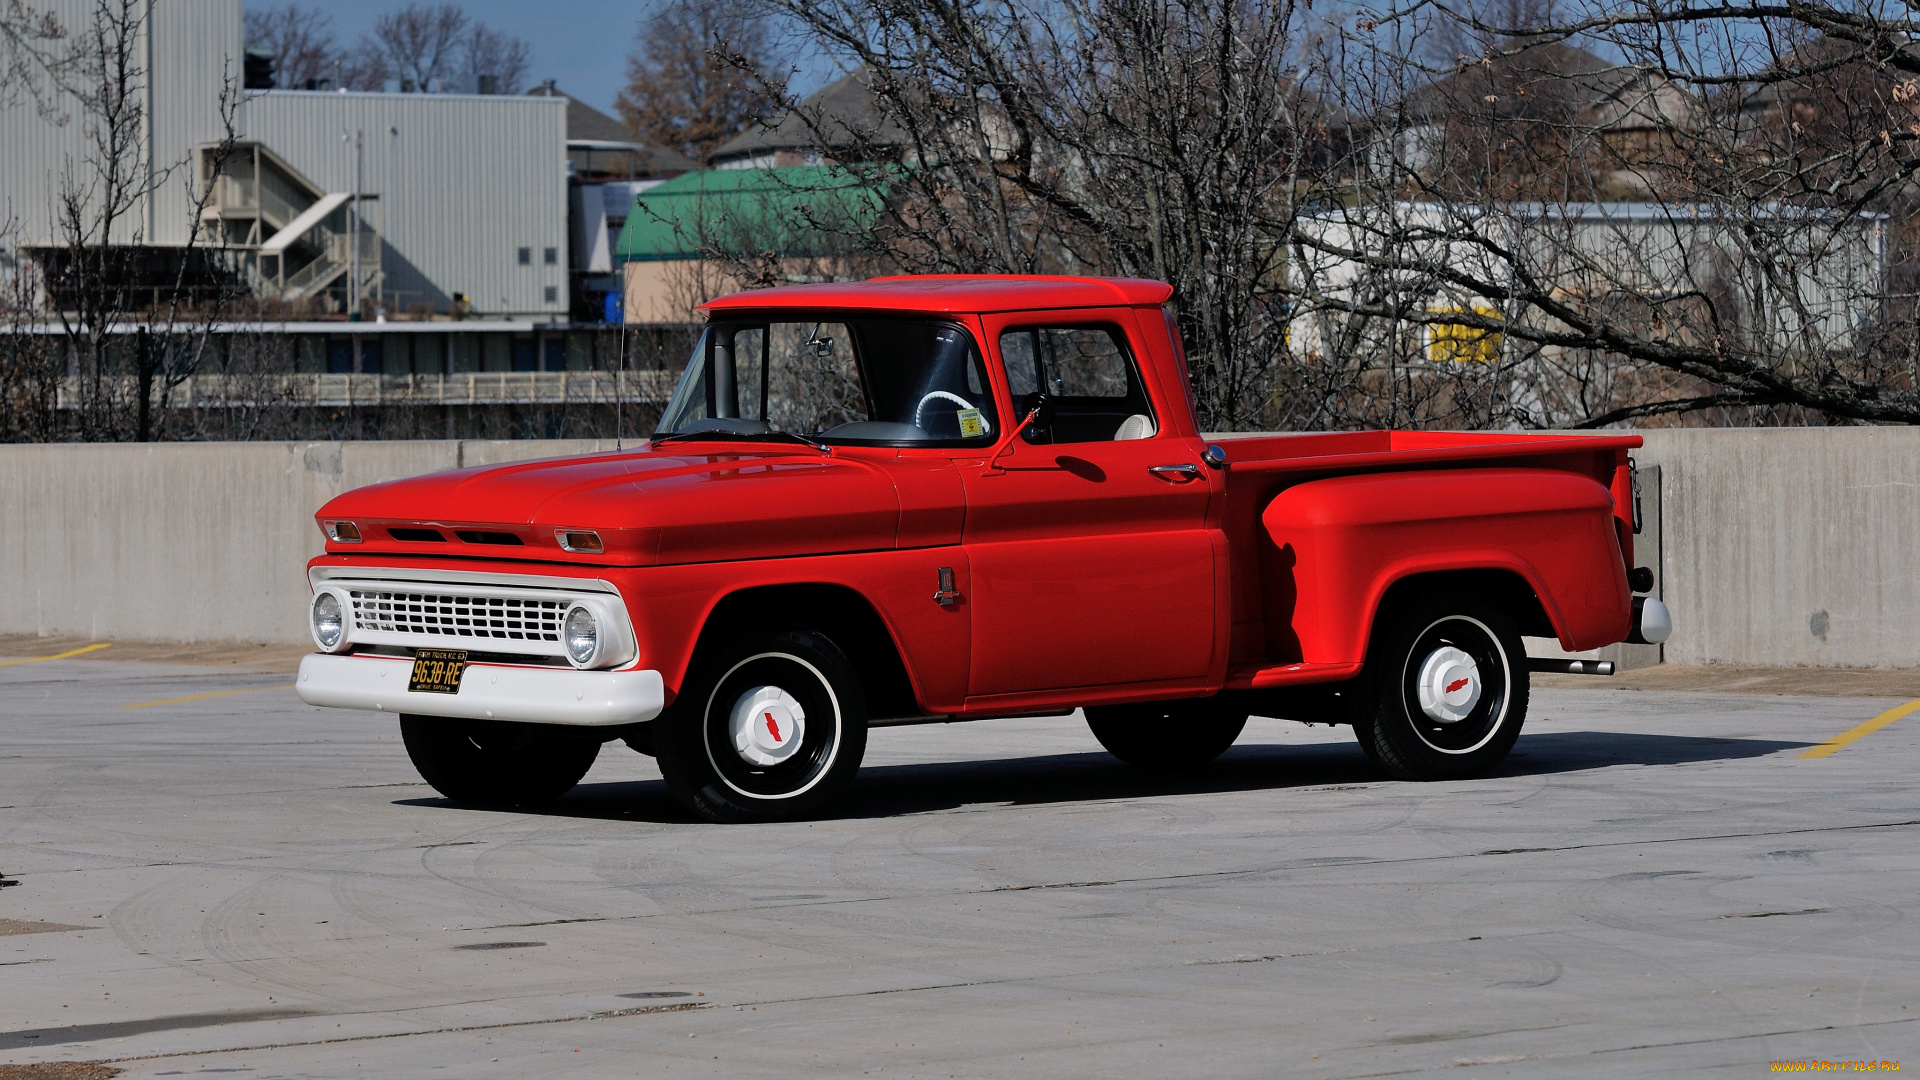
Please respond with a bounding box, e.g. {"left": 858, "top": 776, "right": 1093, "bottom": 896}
{"left": 347, "top": 128, "right": 363, "bottom": 322}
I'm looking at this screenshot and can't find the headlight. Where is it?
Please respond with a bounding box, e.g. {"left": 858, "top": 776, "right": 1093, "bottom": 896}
{"left": 564, "top": 605, "right": 599, "bottom": 667}
{"left": 311, "top": 590, "right": 348, "bottom": 653}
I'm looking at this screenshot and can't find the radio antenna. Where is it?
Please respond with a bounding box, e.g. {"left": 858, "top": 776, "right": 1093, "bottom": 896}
{"left": 615, "top": 318, "right": 628, "bottom": 452}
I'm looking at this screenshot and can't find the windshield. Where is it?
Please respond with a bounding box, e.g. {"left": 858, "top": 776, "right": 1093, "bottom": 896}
{"left": 655, "top": 317, "right": 1000, "bottom": 446}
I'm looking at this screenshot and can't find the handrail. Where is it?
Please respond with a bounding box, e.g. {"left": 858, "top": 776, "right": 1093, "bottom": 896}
{"left": 54, "top": 371, "right": 679, "bottom": 410}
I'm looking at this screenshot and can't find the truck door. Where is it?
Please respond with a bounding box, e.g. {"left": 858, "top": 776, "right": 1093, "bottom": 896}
{"left": 959, "top": 312, "right": 1216, "bottom": 697}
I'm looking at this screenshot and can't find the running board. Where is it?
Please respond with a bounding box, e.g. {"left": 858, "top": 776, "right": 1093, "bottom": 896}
{"left": 1527, "top": 658, "right": 1615, "bottom": 676}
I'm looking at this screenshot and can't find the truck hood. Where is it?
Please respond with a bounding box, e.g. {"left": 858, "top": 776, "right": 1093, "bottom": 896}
{"left": 315, "top": 446, "right": 903, "bottom": 565}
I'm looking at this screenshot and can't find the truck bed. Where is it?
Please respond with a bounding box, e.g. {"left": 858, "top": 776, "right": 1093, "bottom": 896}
{"left": 1211, "top": 430, "right": 1643, "bottom": 687}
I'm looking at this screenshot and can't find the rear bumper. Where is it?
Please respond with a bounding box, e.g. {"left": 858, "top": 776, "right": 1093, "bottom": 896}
{"left": 296, "top": 653, "right": 665, "bottom": 727}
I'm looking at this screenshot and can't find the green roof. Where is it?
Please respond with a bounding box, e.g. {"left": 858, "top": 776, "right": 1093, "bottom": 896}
{"left": 614, "top": 165, "right": 891, "bottom": 262}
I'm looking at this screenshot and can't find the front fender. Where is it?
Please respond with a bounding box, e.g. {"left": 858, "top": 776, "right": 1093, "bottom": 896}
{"left": 1261, "top": 467, "right": 1632, "bottom": 665}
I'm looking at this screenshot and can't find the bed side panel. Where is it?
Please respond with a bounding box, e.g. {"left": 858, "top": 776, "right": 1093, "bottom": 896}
{"left": 1260, "top": 468, "right": 1632, "bottom": 663}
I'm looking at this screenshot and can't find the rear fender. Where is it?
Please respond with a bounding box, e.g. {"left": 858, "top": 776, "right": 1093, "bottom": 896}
{"left": 1260, "top": 468, "right": 1632, "bottom": 664}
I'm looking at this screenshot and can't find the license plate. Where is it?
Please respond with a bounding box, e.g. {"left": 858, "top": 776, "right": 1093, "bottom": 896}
{"left": 408, "top": 649, "right": 468, "bottom": 694}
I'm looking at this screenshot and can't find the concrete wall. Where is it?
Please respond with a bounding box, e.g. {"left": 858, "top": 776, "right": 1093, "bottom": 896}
{"left": 2, "top": 429, "right": 1916, "bottom": 666}
{"left": 0, "top": 440, "right": 611, "bottom": 646}
{"left": 1633, "top": 428, "right": 1920, "bottom": 669}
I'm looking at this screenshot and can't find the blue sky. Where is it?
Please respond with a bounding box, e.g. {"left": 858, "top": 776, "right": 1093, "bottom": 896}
{"left": 248, "top": 1, "right": 650, "bottom": 115}
{"left": 248, "top": 3, "right": 827, "bottom": 117}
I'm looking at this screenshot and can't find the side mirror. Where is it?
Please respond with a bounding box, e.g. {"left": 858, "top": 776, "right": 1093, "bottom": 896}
{"left": 986, "top": 393, "right": 1053, "bottom": 473}
{"left": 1018, "top": 392, "right": 1053, "bottom": 444}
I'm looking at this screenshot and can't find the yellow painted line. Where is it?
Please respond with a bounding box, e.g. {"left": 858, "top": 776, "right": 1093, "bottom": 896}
{"left": 1799, "top": 697, "right": 1920, "bottom": 759}
{"left": 122, "top": 685, "right": 295, "bottom": 710}
{"left": 0, "top": 643, "right": 111, "bottom": 666}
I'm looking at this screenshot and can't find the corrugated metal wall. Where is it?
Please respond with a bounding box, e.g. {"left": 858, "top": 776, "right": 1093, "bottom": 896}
{"left": 242, "top": 92, "right": 569, "bottom": 318}
{"left": 0, "top": 0, "right": 241, "bottom": 248}
{"left": 0, "top": 1, "right": 567, "bottom": 320}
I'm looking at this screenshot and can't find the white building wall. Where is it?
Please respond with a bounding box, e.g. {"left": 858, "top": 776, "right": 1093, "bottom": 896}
{"left": 241, "top": 91, "right": 569, "bottom": 319}
{"left": 0, "top": 0, "right": 241, "bottom": 248}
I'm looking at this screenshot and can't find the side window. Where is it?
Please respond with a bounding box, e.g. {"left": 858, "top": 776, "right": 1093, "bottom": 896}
{"left": 1039, "top": 328, "right": 1129, "bottom": 397}
{"left": 997, "top": 324, "right": 1156, "bottom": 443}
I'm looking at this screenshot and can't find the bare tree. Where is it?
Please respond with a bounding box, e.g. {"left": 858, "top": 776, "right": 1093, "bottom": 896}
{"left": 2, "top": 0, "right": 70, "bottom": 108}
{"left": 741, "top": 0, "right": 1328, "bottom": 431}
{"left": 1281, "top": 0, "right": 1920, "bottom": 427}
{"left": 351, "top": 4, "right": 531, "bottom": 93}
{"left": 33, "top": 0, "right": 243, "bottom": 441}
{"left": 242, "top": 4, "right": 338, "bottom": 90}
{"left": 728, "top": 0, "right": 1920, "bottom": 430}
{"left": 464, "top": 23, "right": 529, "bottom": 94}
{"left": 617, "top": 0, "right": 789, "bottom": 163}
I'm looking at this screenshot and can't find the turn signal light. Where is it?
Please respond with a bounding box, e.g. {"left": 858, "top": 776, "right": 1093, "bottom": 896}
{"left": 323, "top": 520, "right": 362, "bottom": 543}
{"left": 556, "top": 529, "right": 603, "bottom": 553}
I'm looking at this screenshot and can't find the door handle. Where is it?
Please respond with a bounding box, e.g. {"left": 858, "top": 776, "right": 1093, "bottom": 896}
{"left": 1149, "top": 463, "right": 1201, "bottom": 482}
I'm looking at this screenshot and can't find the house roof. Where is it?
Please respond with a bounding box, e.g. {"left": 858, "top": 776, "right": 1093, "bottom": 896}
{"left": 702, "top": 275, "right": 1175, "bottom": 315}
{"left": 710, "top": 67, "right": 899, "bottom": 164}
{"left": 1394, "top": 41, "right": 1692, "bottom": 131}
{"left": 526, "top": 82, "right": 698, "bottom": 173}
{"left": 614, "top": 165, "right": 892, "bottom": 262}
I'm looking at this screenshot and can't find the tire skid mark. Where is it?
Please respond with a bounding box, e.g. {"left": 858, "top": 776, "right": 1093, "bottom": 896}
{"left": 82, "top": 1000, "right": 712, "bottom": 1067}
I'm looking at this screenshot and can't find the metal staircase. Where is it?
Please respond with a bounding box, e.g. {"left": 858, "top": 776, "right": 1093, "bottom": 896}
{"left": 200, "top": 142, "right": 382, "bottom": 309}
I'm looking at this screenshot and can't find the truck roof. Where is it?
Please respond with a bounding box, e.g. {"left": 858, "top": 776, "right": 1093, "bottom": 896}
{"left": 700, "top": 275, "right": 1175, "bottom": 315}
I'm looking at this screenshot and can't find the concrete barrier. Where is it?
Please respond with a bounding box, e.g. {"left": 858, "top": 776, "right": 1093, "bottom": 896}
{"left": 2, "top": 430, "right": 1916, "bottom": 667}
{"left": 0, "top": 440, "right": 612, "bottom": 647}
{"left": 1633, "top": 428, "right": 1920, "bottom": 669}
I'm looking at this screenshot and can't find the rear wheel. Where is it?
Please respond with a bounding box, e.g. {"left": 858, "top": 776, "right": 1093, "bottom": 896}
{"left": 1085, "top": 700, "right": 1248, "bottom": 768}
{"left": 1353, "top": 592, "right": 1528, "bottom": 780}
{"left": 655, "top": 623, "right": 868, "bottom": 823}
{"left": 399, "top": 716, "right": 600, "bottom": 806}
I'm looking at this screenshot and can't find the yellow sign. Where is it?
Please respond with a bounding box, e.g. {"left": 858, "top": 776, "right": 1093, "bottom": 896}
{"left": 1428, "top": 307, "right": 1503, "bottom": 364}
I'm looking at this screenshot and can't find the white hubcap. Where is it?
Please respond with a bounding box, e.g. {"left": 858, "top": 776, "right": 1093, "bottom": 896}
{"left": 1415, "top": 646, "right": 1482, "bottom": 724}
{"left": 729, "top": 685, "right": 806, "bottom": 767}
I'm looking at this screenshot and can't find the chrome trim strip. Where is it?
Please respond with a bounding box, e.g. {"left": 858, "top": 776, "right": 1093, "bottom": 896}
{"left": 310, "top": 565, "right": 619, "bottom": 594}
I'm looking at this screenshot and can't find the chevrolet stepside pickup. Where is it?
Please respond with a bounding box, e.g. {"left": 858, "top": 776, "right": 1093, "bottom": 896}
{"left": 297, "top": 275, "right": 1671, "bottom": 823}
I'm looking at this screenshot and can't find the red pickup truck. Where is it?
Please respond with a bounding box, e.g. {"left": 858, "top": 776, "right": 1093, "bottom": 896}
{"left": 298, "top": 276, "right": 1669, "bottom": 822}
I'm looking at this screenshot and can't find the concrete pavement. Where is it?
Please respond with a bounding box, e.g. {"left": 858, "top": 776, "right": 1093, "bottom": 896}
{"left": 1, "top": 654, "right": 1915, "bottom": 1077}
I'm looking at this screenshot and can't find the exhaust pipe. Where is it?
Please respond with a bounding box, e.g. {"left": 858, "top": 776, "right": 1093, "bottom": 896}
{"left": 1528, "top": 658, "right": 1615, "bottom": 676}
{"left": 1627, "top": 596, "right": 1672, "bottom": 645}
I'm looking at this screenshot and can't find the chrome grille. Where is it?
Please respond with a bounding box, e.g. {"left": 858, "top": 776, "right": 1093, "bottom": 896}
{"left": 348, "top": 588, "right": 566, "bottom": 645}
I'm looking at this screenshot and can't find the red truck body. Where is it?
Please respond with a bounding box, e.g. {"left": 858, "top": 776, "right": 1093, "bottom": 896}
{"left": 298, "top": 276, "right": 1657, "bottom": 821}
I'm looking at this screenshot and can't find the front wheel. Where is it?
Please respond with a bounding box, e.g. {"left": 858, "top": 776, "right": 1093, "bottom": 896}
{"left": 1085, "top": 700, "right": 1248, "bottom": 768}
{"left": 1352, "top": 592, "right": 1529, "bottom": 781}
{"left": 654, "top": 624, "right": 868, "bottom": 823}
{"left": 399, "top": 716, "right": 600, "bottom": 806}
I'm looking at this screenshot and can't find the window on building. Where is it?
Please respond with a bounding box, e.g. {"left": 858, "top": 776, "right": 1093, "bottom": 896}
{"left": 544, "top": 286, "right": 558, "bottom": 304}
{"left": 517, "top": 247, "right": 531, "bottom": 266}
{"left": 543, "top": 247, "right": 557, "bottom": 265}
{"left": 511, "top": 338, "right": 537, "bottom": 372}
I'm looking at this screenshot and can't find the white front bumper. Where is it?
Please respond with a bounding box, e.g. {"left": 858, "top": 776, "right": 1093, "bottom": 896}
{"left": 296, "top": 653, "right": 665, "bottom": 727}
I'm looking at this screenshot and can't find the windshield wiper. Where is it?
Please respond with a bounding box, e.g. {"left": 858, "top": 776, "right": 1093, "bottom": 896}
{"left": 647, "top": 429, "right": 734, "bottom": 448}
{"left": 761, "top": 426, "right": 833, "bottom": 454}
{"left": 649, "top": 427, "right": 831, "bottom": 454}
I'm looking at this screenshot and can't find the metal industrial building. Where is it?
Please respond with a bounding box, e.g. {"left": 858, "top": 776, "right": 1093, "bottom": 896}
{"left": 0, "top": 0, "right": 693, "bottom": 437}
{"left": 241, "top": 90, "right": 567, "bottom": 319}
{"left": 1, "top": 0, "right": 569, "bottom": 323}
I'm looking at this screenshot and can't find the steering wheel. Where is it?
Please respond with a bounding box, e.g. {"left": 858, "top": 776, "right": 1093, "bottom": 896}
{"left": 913, "top": 391, "right": 992, "bottom": 435}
